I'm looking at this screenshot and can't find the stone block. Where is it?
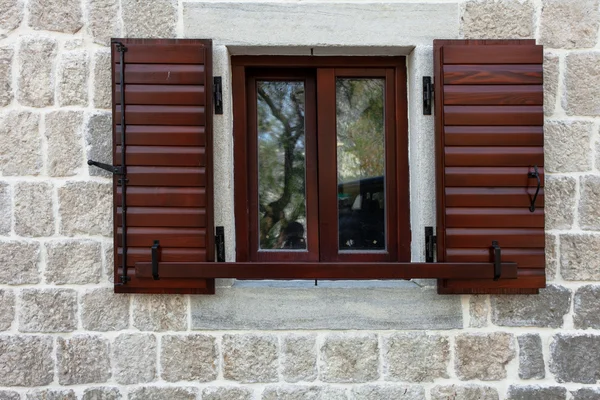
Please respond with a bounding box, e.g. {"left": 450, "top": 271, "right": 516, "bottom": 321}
{"left": 132, "top": 295, "right": 187, "bottom": 331}
{"left": 103, "top": 242, "right": 114, "bottom": 283}
{"left": 383, "top": 333, "right": 449, "bottom": 382}
{"left": 0, "top": 183, "right": 10, "bottom": 234}
{"left": 469, "top": 295, "right": 489, "bottom": 328}
{"left": 455, "top": 332, "right": 515, "bottom": 380}
{"left": 544, "top": 53, "right": 559, "bottom": 116}
{"left": 128, "top": 387, "right": 197, "bottom": 400}
{"left": 19, "top": 288, "right": 77, "bottom": 332}
{"left": 564, "top": 52, "right": 600, "bottom": 116}
{"left": 0, "top": 391, "right": 19, "bottom": 400}
{"left": 161, "top": 334, "right": 217, "bottom": 382}
{"left": 0, "top": 0, "right": 22, "bottom": 32}
{"left": 518, "top": 334, "right": 545, "bottom": 379}
{"left": 506, "top": 385, "right": 566, "bottom": 400}
{"left": 113, "top": 333, "right": 157, "bottom": 384}
{"left": 320, "top": 333, "right": 379, "bottom": 383}
{"left": 86, "top": 112, "right": 112, "bottom": 177}
{"left": 0, "top": 289, "right": 15, "bottom": 330}
{"left": 93, "top": 50, "right": 111, "bottom": 109}
{"left": 64, "top": 39, "right": 84, "bottom": 50}
{"left": 58, "top": 335, "right": 111, "bottom": 385}
{"left": 574, "top": 285, "right": 600, "bottom": 329}
{"left": 545, "top": 176, "right": 576, "bottom": 230}
{"left": 491, "top": 285, "right": 571, "bottom": 328}
{"left": 571, "top": 388, "right": 600, "bottom": 400}
{"left": 17, "top": 36, "right": 56, "bottom": 107}
{"left": 87, "top": 0, "right": 120, "bottom": 45}
{"left": 580, "top": 175, "right": 600, "bottom": 230}
{"left": 550, "top": 334, "right": 600, "bottom": 383}
{"left": 28, "top": 0, "right": 82, "bottom": 33}
{"left": 545, "top": 120, "right": 593, "bottom": 173}
{"left": 263, "top": 385, "right": 348, "bottom": 400}
{"left": 0, "top": 335, "right": 53, "bottom": 386}
{"left": 45, "top": 110, "right": 84, "bottom": 176}
{"left": 26, "top": 390, "right": 77, "bottom": 400}
{"left": 59, "top": 181, "right": 111, "bottom": 236}
{"left": 46, "top": 239, "right": 102, "bottom": 284}
{"left": 122, "top": 0, "right": 177, "bottom": 38}
{"left": 431, "top": 385, "right": 498, "bottom": 400}
{"left": 351, "top": 385, "right": 426, "bottom": 400}
{"left": 14, "top": 182, "right": 53, "bottom": 237}
{"left": 546, "top": 234, "right": 557, "bottom": 281}
{"left": 540, "top": 0, "right": 599, "bottom": 49}
{"left": 82, "top": 387, "right": 122, "bottom": 400}
{"left": 0, "top": 240, "right": 40, "bottom": 284}
{"left": 57, "top": 50, "right": 88, "bottom": 106}
{"left": 462, "top": 0, "right": 534, "bottom": 39}
{"left": 0, "top": 46, "right": 13, "bottom": 106}
{"left": 222, "top": 334, "right": 278, "bottom": 383}
{"left": 560, "top": 234, "right": 600, "bottom": 280}
{"left": 202, "top": 387, "right": 253, "bottom": 400}
{"left": 0, "top": 111, "right": 42, "bottom": 175}
{"left": 82, "top": 288, "right": 129, "bottom": 331}
{"left": 282, "top": 334, "right": 317, "bottom": 382}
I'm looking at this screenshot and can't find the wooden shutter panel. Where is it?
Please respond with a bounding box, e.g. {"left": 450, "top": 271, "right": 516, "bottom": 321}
{"left": 434, "top": 40, "right": 545, "bottom": 294}
{"left": 111, "top": 39, "right": 215, "bottom": 294}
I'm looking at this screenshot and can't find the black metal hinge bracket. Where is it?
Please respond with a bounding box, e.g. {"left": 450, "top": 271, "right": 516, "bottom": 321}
{"left": 425, "top": 226, "right": 436, "bottom": 263}
{"left": 215, "top": 226, "right": 225, "bottom": 262}
{"left": 492, "top": 240, "right": 502, "bottom": 281}
{"left": 151, "top": 240, "right": 161, "bottom": 280}
{"left": 423, "top": 76, "right": 434, "bottom": 115}
{"left": 214, "top": 76, "right": 223, "bottom": 114}
{"left": 87, "top": 160, "right": 123, "bottom": 175}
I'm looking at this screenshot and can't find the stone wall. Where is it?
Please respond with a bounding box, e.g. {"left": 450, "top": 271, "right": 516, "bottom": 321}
{"left": 0, "top": 0, "right": 599, "bottom": 399}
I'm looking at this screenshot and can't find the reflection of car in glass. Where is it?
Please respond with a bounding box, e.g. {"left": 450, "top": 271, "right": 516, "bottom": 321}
{"left": 338, "top": 176, "right": 385, "bottom": 250}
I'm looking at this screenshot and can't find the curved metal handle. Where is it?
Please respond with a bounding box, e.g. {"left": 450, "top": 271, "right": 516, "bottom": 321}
{"left": 528, "top": 165, "right": 540, "bottom": 212}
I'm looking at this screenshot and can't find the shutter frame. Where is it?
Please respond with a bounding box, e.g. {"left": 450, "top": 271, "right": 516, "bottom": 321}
{"left": 434, "top": 39, "right": 546, "bottom": 294}
{"left": 111, "top": 38, "right": 215, "bottom": 294}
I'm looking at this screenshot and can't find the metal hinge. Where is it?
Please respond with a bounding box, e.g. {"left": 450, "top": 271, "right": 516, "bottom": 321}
{"left": 215, "top": 226, "right": 225, "bottom": 262}
{"left": 214, "top": 76, "right": 223, "bottom": 114}
{"left": 425, "top": 226, "right": 436, "bottom": 262}
{"left": 423, "top": 76, "right": 434, "bottom": 115}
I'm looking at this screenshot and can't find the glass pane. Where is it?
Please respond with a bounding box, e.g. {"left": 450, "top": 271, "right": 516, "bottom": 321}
{"left": 336, "top": 78, "right": 385, "bottom": 251}
{"left": 257, "top": 81, "right": 307, "bottom": 250}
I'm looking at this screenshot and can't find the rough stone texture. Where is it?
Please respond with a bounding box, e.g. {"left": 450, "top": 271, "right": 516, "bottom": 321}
{"left": 122, "top": 0, "right": 177, "bottom": 38}
{"left": 59, "top": 181, "right": 111, "bottom": 236}
{"left": 580, "top": 175, "right": 600, "bottom": 230}
{"left": 320, "top": 334, "right": 379, "bottom": 383}
{"left": 161, "top": 334, "right": 217, "bottom": 382}
{"left": 128, "top": 387, "right": 198, "bottom": 400}
{"left": 58, "top": 335, "right": 111, "bottom": 385}
{"left": 88, "top": 0, "right": 120, "bottom": 45}
{"left": 0, "top": 47, "right": 13, "bottom": 106}
{"left": 132, "top": 295, "right": 188, "bottom": 331}
{"left": 64, "top": 38, "right": 84, "bottom": 50}
{"left": 546, "top": 234, "right": 557, "bottom": 281}
{"left": 202, "top": 387, "right": 253, "bottom": 400}
{"left": 574, "top": 285, "right": 600, "bottom": 329}
{"left": 93, "top": 50, "right": 111, "bottom": 109}
{"left": 28, "top": 0, "right": 82, "bottom": 33}
{"left": 26, "top": 390, "right": 77, "bottom": 400}
{"left": 0, "top": 0, "right": 22, "bottom": 33}
{"left": 571, "top": 388, "right": 600, "bottom": 400}
{"left": 550, "top": 334, "right": 600, "bottom": 383}
{"left": 113, "top": 333, "right": 157, "bottom": 384}
{"left": 462, "top": 0, "right": 534, "bottom": 39}
{"left": 518, "top": 334, "right": 545, "bottom": 379}
{"left": 540, "top": 0, "right": 600, "bottom": 49}
{"left": 469, "top": 295, "right": 489, "bottom": 328}
{"left": 383, "top": 333, "right": 449, "bottom": 382}
{"left": 564, "top": 52, "right": 600, "bottom": 116}
{"left": 351, "top": 385, "right": 426, "bottom": 400}
{"left": 82, "top": 387, "right": 122, "bottom": 400}
{"left": 0, "top": 183, "right": 10, "bottom": 234}
{"left": 222, "top": 334, "right": 279, "bottom": 383}
{"left": 14, "top": 182, "right": 53, "bottom": 237}
{"left": 506, "top": 385, "right": 567, "bottom": 400}
{"left": 0, "top": 240, "right": 41, "bottom": 284}
{"left": 0, "top": 289, "right": 15, "bottom": 330}
{"left": 81, "top": 288, "right": 129, "bottom": 331}
{"left": 19, "top": 288, "right": 77, "bottom": 332}
{"left": 491, "top": 285, "right": 571, "bottom": 328}
{"left": 545, "top": 120, "right": 593, "bottom": 173}
{"left": 0, "top": 111, "right": 42, "bottom": 175}
{"left": 263, "top": 385, "right": 348, "bottom": 400}
{"left": 282, "top": 334, "right": 317, "bottom": 382}
{"left": 46, "top": 240, "right": 102, "bottom": 284}
{"left": 545, "top": 176, "right": 576, "bottom": 230}
{"left": 57, "top": 51, "right": 88, "bottom": 106}
{"left": 0, "top": 335, "right": 53, "bottom": 386}
{"left": 0, "top": 391, "right": 20, "bottom": 400}
{"left": 430, "top": 385, "right": 499, "bottom": 400}
{"left": 560, "top": 234, "right": 600, "bottom": 280}
{"left": 17, "top": 37, "right": 56, "bottom": 107}
{"left": 46, "top": 110, "right": 84, "bottom": 176}
{"left": 544, "top": 53, "right": 559, "bottom": 116}
{"left": 103, "top": 242, "right": 114, "bottom": 283}
{"left": 86, "top": 112, "right": 112, "bottom": 177}
{"left": 455, "top": 332, "right": 515, "bottom": 380}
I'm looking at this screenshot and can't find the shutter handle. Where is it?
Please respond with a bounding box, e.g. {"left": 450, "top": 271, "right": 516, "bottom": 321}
{"left": 527, "top": 165, "right": 540, "bottom": 212}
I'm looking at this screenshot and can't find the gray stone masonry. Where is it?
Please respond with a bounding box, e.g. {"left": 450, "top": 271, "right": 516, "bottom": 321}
{"left": 128, "top": 387, "right": 198, "bottom": 400}
{"left": 0, "top": 391, "right": 20, "bottom": 400}
{"left": 462, "top": 0, "right": 534, "bottom": 39}
{"left": 85, "top": 112, "right": 112, "bottom": 177}
{"left": 0, "top": 183, "right": 10, "bottom": 234}
{"left": 383, "top": 333, "right": 449, "bottom": 382}
{"left": 28, "top": 0, "right": 82, "bottom": 33}
{"left": 262, "top": 385, "right": 348, "bottom": 400}
{"left": 544, "top": 120, "right": 593, "bottom": 173}
{"left": 571, "top": 388, "right": 600, "bottom": 400}
{"left": 540, "top": 0, "right": 600, "bottom": 49}
{"left": 161, "top": 334, "right": 217, "bottom": 382}
{"left": 26, "top": 389, "right": 77, "bottom": 400}
{"left": 546, "top": 234, "right": 558, "bottom": 281}
{"left": 580, "top": 175, "right": 600, "bottom": 230}
{"left": 550, "top": 334, "right": 600, "bottom": 383}
{"left": 14, "top": 181, "right": 54, "bottom": 237}
{"left": 0, "top": 335, "right": 53, "bottom": 386}
{"left": 350, "top": 385, "right": 426, "bottom": 400}
{"left": 57, "top": 50, "right": 88, "bottom": 106}
{"left": 17, "top": 36, "right": 56, "bottom": 107}
{"left": 545, "top": 176, "right": 577, "bottom": 230}
{"left": 46, "top": 239, "right": 102, "bottom": 284}
{"left": 202, "top": 387, "right": 253, "bottom": 400}
{"left": 87, "top": 0, "right": 120, "bottom": 45}
{"left": 0, "top": 47, "right": 13, "bottom": 106}
{"left": 469, "top": 295, "right": 489, "bottom": 328}
{"left": 222, "top": 334, "right": 279, "bottom": 383}
{"left": 564, "top": 52, "right": 600, "bottom": 116}
{"left": 58, "top": 181, "right": 111, "bottom": 236}
{"left": 573, "top": 285, "right": 600, "bottom": 329}
{"left": 0, "top": 0, "right": 22, "bottom": 33}
{"left": 506, "top": 385, "right": 567, "bottom": 400}
{"left": 455, "top": 332, "right": 515, "bottom": 380}
{"left": 131, "top": 295, "right": 187, "bottom": 331}
{"left": 45, "top": 110, "right": 84, "bottom": 177}
{"left": 81, "top": 288, "right": 129, "bottom": 331}
{"left": 0, "top": 289, "right": 15, "bottom": 330}
{"left": 560, "top": 234, "right": 600, "bottom": 280}
{"left": 122, "top": 0, "right": 177, "bottom": 38}
{"left": 92, "top": 50, "right": 111, "bottom": 109}
{"left": 430, "top": 385, "right": 499, "bottom": 400}
{"left": 57, "top": 335, "right": 111, "bottom": 385}
{"left": 113, "top": 333, "right": 157, "bottom": 384}
{"left": 320, "top": 334, "right": 379, "bottom": 383}
{"left": 544, "top": 53, "right": 559, "bottom": 116}
{"left": 282, "top": 334, "right": 317, "bottom": 382}
{"left": 0, "top": 240, "right": 40, "bottom": 284}
{"left": 518, "top": 334, "right": 545, "bottom": 379}
{"left": 19, "top": 288, "right": 77, "bottom": 332}
{"left": 82, "top": 387, "right": 122, "bottom": 400}
{"left": 0, "top": 111, "right": 42, "bottom": 176}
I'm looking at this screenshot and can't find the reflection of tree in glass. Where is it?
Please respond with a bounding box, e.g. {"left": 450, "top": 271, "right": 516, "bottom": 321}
{"left": 257, "top": 81, "right": 307, "bottom": 249}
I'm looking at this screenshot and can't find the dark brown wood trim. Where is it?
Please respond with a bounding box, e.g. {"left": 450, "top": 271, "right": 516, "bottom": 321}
{"left": 395, "top": 58, "right": 411, "bottom": 261}
{"left": 232, "top": 56, "right": 406, "bottom": 68}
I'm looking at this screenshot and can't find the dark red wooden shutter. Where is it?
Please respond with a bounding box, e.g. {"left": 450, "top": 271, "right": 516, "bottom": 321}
{"left": 434, "top": 40, "right": 545, "bottom": 294}
{"left": 112, "top": 39, "right": 214, "bottom": 294}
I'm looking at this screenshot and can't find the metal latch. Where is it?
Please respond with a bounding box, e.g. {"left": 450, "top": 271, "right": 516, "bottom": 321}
{"left": 423, "top": 76, "right": 434, "bottom": 115}
{"left": 425, "top": 226, "right": 436, "bottom": 262}
{"left": 215, "top": 226, "right": 225, "bottom": 262}
{"left": 214, "top": 77, "right": 223, "bottom": 114}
